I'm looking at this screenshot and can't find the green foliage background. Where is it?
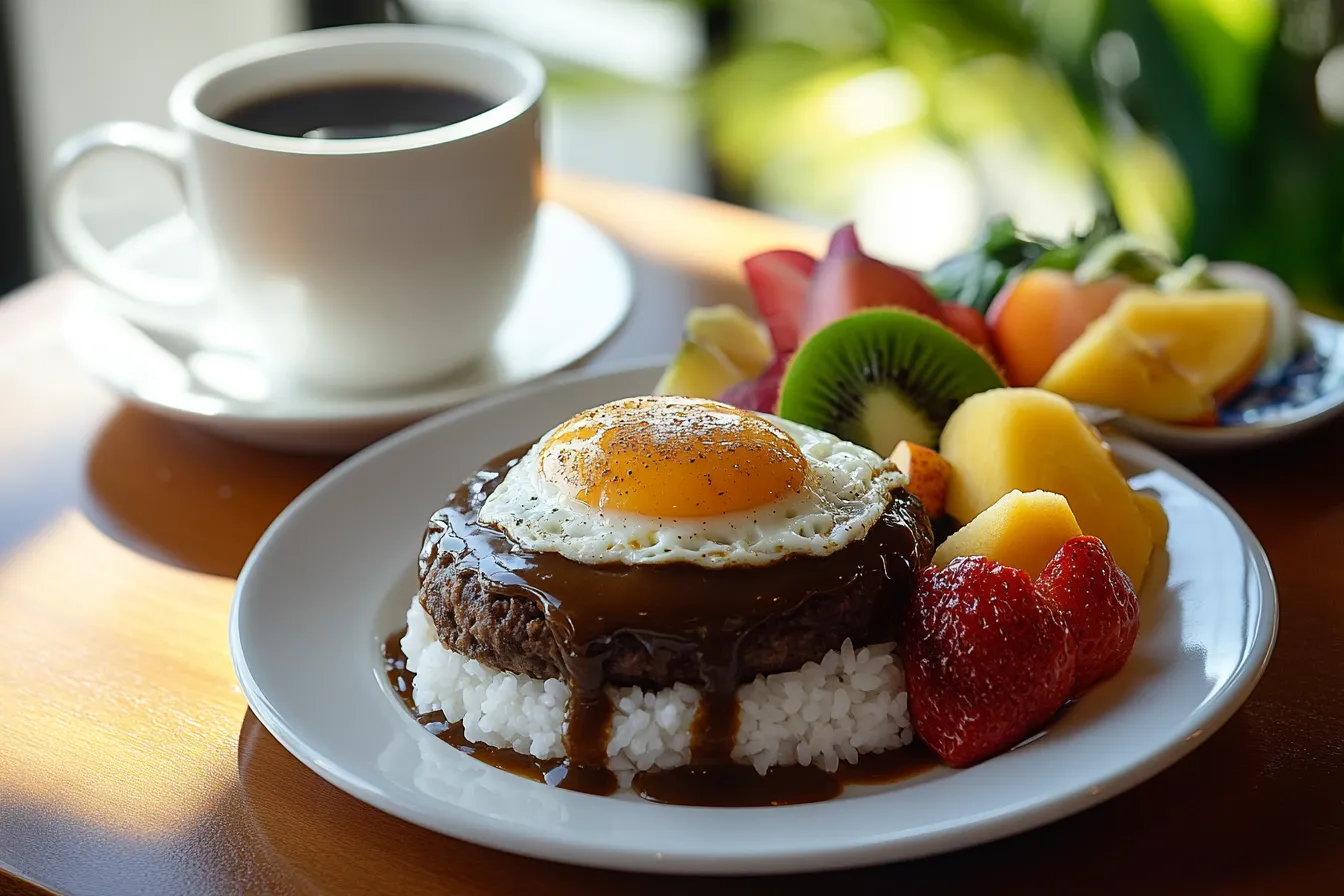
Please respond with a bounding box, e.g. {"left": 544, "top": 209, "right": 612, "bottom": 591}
{"left": 693, "top": 0, "right": 1344, "bottom": 312}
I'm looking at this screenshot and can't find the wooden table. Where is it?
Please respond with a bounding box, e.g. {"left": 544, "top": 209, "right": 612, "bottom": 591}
{"left": 1, "top": 175, "right": 1341, "bottom": 895}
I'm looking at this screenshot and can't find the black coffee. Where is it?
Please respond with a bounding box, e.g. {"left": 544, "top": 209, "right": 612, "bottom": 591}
{"left": 219, "top": 82, "right": 498, "bottom": 139}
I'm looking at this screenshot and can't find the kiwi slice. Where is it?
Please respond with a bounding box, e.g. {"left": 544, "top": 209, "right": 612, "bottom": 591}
{"left": 777, "top": 309, "right": 1004, "bottom": 455}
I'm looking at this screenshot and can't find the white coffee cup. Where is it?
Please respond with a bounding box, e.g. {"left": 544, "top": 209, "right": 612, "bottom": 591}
{"left": 47, "top": 25, "right": 545, "bottom": 393}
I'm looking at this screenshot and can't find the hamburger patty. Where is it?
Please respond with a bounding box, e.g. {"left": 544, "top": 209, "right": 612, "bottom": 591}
{"left": 417, "top": 448, "right": 934, "bottom": 690}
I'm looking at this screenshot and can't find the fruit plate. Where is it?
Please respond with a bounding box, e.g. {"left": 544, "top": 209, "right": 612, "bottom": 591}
{"left": 1109, "top": 311, "right": 1344, "bottom": 453}
{"left": 231, "top": 360, "right": 1277, "bottom": 875}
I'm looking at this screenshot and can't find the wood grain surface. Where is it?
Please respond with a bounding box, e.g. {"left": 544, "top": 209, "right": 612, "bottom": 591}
{"left": 0, "top": 174, "right": 1341, "bottom": 895}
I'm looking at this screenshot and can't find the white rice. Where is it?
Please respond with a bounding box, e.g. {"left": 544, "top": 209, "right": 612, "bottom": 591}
{"left": 402, "top": 598, "right": 913, "bottom": 775}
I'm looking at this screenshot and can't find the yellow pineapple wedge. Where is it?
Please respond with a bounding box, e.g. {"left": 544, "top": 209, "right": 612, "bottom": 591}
{"left": 655, "top": 305, "right": 774, "bottom": 399}
{"left": 940, "top": 388, "right": 1154, "bottom": 586}
{"left": 1038, "top": 290, "right": 1271, "bottom": 423}
{"left": 684, "top": 305, "right": 773, "bottom": 379}
{"left": 654, "top": 341, "right": 744, "bottom": 398}
{"left": 932, "top": 490, "right": 1082, "bottom": 579}
{"left": 1038, "top": 314, "right": 1215, "bottom": 423}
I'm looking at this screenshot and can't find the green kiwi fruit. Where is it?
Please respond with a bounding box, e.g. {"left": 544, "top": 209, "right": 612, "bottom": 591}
{"left": 777, "top": 309, "right": 1005, "bottom": 455}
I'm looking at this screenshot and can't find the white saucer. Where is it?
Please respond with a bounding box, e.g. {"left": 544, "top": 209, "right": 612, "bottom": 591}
{"left": 63, "top": 203, "right": 632, "bottom": 453}
{"left": 231, "top": 361, "right": 1276, "bottom": 874}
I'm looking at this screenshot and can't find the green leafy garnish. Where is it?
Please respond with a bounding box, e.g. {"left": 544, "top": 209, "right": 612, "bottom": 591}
{"left": 921, "top": 210, "right": 1219, "bottom": 310}
{"left": 922, "top": 216, "right": 1053, "bottom": 314}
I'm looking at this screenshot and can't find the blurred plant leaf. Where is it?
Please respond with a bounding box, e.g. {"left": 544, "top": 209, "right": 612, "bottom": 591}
{"left": 695, "top": 0, "right": 1344, "bottom": 311}
{"left": 1149, "top": 0, "right": 1277, "bottom": 140}
{"left": 1099, "top": 132, "right": 1192, "bottom": 254}
{"left": 1101, "top": 0, "right": 1221, "bottom": 252}
{"left": 701, "top": 44, "right": 839, "bottom": 189}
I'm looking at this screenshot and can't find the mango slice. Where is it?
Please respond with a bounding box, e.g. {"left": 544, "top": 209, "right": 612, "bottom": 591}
{"left": 1038, "top": 290, "right": 1270, "bottom": 422}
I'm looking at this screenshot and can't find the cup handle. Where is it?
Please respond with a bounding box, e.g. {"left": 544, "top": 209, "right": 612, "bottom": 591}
{"left": 47, "top": 122, "right": 213, "bottom": 333}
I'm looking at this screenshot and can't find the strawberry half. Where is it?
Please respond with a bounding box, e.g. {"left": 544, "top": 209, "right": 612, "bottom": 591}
{"left": 1037, "top": 535, "right": 1140, "bottom": 695}
{"left": 901, "top": 557, "right": 1076, "bottom": 768}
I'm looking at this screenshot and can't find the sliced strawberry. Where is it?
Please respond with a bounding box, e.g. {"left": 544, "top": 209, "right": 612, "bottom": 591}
{"left": 936, "top": 303, "right": 995, "bottom": 354}
{"left": 1037, "top": 536, "right": 1140, "bottom": 695}
{"left": 742, "top": 250, "right": 816, "bottom": 354}
{"left": 901, "top": 557, "right": 1076, "bottom": 768}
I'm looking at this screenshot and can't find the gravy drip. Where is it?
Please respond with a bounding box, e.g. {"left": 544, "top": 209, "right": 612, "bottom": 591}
{"left": 410, "top": 445, "right": 932, "bottom": 805}
{"left": 383, "top": 630, "right": 617, "bottom": 795}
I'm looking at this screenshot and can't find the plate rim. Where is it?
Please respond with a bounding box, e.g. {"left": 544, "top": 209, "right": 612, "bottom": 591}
{"left": 62, "top": 202, "right": 633, "bottom": 428}
{"left": 230, "top": 359, "right": 1279, "bottom": 874}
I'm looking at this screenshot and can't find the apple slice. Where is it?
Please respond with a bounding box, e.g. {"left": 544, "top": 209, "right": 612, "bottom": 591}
{"left": 803, "top": 255, "right": 943, "bottom": 336}
{"left": 719, "top": 351, "right": 789, "bottom": 413}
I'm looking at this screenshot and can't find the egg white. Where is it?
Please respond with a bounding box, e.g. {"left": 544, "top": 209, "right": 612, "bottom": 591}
{"left": 477, "top": 415, "right": 907, "bottom": 568}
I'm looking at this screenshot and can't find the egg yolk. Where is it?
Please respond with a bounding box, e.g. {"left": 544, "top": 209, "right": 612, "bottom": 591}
{"left": 538, "top": 396, "right": 807, "bottom": 517}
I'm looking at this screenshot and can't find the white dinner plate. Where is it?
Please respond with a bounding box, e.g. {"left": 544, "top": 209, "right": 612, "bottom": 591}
{"left": 64, "top": 203, "right": 632, "bottom": 453}
{"left": 231, "top": 361, "right": 1277, "bottom": 874}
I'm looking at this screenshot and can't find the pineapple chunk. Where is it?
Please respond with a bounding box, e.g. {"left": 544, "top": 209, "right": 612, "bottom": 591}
{"left": 940, "top": 388, "right": 1154, "bottom": 586}
{"left": 1037, "top": 313, "right": 1214, "bottom": 423}
{"left": 932, "top": 490, "right": 1082, "bottom": 578}
{"left": 654, "top": 341, "right": 743, "bottom": 399}
{"left": 684, "top": 305, "right": 774, "bottom": 378}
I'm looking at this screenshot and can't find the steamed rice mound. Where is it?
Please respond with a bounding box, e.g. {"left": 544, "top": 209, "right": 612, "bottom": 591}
{"left": 403, "top": 598, "right": 914, "bottom": 775}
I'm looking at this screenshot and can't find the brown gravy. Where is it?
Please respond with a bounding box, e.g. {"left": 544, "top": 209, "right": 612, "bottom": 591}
{"left": 384, "top": 629, "right": 617, "bottom": 794}
{"left": 399, "top": 442, "right": 935, "bottom": 806}
{"left": 384, "top": 629, "right": 936, "bottom": 806}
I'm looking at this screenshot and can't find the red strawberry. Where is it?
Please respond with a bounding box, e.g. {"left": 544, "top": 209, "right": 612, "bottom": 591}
{"left": 1037, "top": 536, "right": 1140, "bottom": 695}
{"left": 901, "top": 557, "right": 1076, "bottom": 768}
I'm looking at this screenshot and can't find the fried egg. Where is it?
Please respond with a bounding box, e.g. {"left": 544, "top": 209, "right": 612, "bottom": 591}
{"left": 477, "top": 396, "right": 907, "bottom": 568}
